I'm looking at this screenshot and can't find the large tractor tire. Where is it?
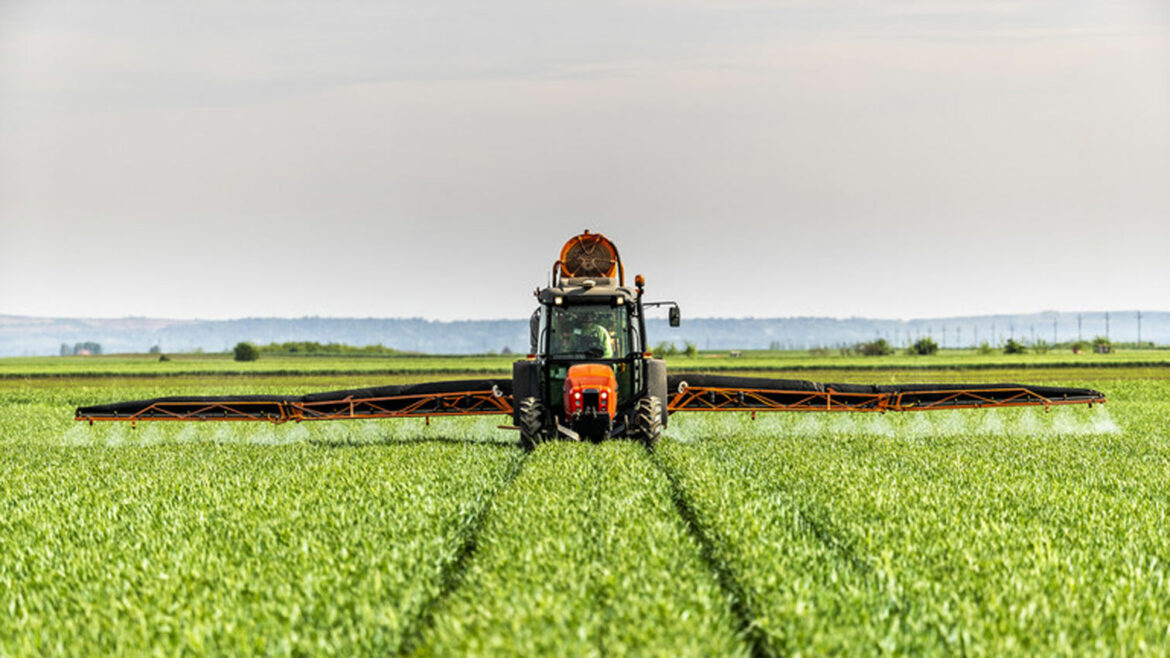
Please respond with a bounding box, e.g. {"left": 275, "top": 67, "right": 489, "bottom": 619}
{"left": 518, "top": 396, "right": 546, "bottom": 452}
{"left": 633, "top": 395, "right": 663, "bottom": 450}
{"left": 646, "top": 358, "right": 669, "bottom": 428}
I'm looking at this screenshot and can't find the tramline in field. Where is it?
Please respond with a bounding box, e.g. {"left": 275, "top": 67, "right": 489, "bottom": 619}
{"left": 76, "top": 231, "right": 1105, "bottom": 448}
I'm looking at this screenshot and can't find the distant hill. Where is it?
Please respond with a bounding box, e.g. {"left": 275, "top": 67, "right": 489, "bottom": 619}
{"left": 1, "top": 311, "right": 1165, "bottom": 357}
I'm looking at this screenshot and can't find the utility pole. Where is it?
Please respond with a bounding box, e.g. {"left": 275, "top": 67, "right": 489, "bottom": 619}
{"left": 1053, "top": 318, "right": 1058, "bottom": 344}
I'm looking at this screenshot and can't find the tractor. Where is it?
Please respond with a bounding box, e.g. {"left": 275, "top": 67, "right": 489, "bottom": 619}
{"left": 75, "top": 230, "right": 1106, "bottom": 446}
{"left": 510, "top": 231, "right": 677, "bottom": 448}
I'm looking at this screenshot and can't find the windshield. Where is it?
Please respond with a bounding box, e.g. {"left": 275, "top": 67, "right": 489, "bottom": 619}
{"left": 548, "top": 305, "right": 631, "bottom": 359}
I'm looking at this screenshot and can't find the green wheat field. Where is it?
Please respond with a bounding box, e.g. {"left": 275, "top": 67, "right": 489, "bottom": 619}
{"left": 2, "top": 352, "right": 1168, "bottom": 655}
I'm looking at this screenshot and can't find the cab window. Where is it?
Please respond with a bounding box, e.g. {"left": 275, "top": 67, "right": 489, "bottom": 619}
{"left": 548, "top": 305, "right": 630, "bottom": 359}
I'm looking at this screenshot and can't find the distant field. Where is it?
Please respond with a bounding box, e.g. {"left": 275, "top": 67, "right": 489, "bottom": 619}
{"left": 0, "top": 353, "right": 516, "bottom": 377}
{"left": 3, "top": 347, "right": 1169, "bottom": 377}
{"left": 1, "top": 358, "right": 1168, "bottom": 655}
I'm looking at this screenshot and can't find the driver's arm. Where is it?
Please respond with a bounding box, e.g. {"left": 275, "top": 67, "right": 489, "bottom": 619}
{"left": 595, "top": 325, "right": 614, "bottom": 358}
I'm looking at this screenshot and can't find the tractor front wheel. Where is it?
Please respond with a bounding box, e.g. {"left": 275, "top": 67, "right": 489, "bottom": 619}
{"left": 633, "top": 395, "right": 663, "bottom": 450}
{"left": 518, "top": 396, "right": 546, "bottom": 452}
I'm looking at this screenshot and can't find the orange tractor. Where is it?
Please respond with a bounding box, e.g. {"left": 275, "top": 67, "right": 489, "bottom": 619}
{"left": 77, "top": 231, "right": 1106, "bottom": 449}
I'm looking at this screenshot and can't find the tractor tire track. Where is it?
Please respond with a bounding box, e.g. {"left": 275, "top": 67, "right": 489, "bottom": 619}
{"left": 397, "top": 448, "right": 529, "bottom": 656}
{"left": 588, "top": 446, "right": 610, "bottom": 658}
{"left": 705, "top": 439, "right": 874, "bottom": 578}
{"left": 650, "top": 450, "right": 776, "bottom": 658}
{"left": 699, "top": 436, "right": 917, "bottom": 649}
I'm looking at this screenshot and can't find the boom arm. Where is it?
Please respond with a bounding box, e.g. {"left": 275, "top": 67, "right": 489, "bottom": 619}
{"left": 75, "top": 374, "right": 1105, "bottom": 426}
{"left": 665, "top": 374, "right": 1105, "bottom": 413}
{"left": 75, "top": 380, "right": 513, "bottom": 425}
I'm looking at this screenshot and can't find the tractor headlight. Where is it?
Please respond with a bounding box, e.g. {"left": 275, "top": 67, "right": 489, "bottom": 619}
{"left": 554, "top": 296, "right": 563, "bottom": 305}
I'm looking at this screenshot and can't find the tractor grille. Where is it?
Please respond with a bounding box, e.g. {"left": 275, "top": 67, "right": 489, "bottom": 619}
{"left": 582, "top": 389, "right": 600, "bottom": 411}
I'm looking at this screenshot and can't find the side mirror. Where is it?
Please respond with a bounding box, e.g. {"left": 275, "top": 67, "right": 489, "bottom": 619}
{"left": 669, "top": 306, "right": 681, "bottom": 327}
{"left": 529, "top": 310, "right": 540, "bottom": 353}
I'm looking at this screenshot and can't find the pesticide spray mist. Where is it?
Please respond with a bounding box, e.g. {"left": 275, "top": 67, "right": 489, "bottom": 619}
{"left": 58, "top": 405, "right": 1119, "bottom": 446}
{"left": 60, "top": 414, "right": 515, "bottom": 447}
{"left": 665, "top": 405, "right": 1120, "bottom": 442}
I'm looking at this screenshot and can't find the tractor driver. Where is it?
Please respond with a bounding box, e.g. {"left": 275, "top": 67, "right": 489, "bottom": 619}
{"left": 562, "top": 309, "right": 615, "bottom": 358}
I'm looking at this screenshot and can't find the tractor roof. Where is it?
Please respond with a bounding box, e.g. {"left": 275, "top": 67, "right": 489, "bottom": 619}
{"left": 538, "top": 279, "right": 636, "bottom": 305}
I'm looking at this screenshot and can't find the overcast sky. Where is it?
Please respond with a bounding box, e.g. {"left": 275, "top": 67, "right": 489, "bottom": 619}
{"left": 1, "top": 0, "right": 1167, "bottom": 321}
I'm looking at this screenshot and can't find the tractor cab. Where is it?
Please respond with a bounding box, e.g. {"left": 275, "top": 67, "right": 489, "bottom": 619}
{"left": 547, "top": 304, "right": 630, "bottom": 361}
{"left": 512, "top": 231, "right": 676, "bottom": 447}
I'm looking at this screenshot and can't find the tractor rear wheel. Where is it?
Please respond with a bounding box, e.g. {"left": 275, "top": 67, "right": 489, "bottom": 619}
{"left": 633, "top": 395, "right": 663, "bottom": 450}
{"left": 518, "top": 396, "right": 545, "bottom": 452}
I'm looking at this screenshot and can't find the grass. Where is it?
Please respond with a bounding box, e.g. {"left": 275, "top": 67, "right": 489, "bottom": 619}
{"left": 415, "top": 441, "right": 746, "bottom": 656}
{"left": 1, "top": 357, "right": 1168, "bottom": 655}
{"left": 0, "top": 442, "right": 520, "bottom": 655}
{"left": 657, "top": 394, "right": 1170, "bottom": 654}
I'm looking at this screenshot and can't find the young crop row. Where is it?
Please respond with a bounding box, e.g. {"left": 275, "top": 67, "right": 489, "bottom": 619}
{"left": 0, "top": 427, "right": 520, "bottom": 655}
{"left": 416, "top": 441, "right": 749, "bottom": 656}
{"left": 0, "top": 355, "right": 517, "bottom": 378}
{"left": 657, "top": 383, "right": 1170, "bottom": 655}
{"left": 2, "top": 373, "right": 1164, "bottom": 654}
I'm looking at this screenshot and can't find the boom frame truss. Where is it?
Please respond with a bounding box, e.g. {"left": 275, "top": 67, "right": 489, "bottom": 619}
{"left": 665, "top": 385, "right": 1106, "bottom": 414}
{"left": 76, "top": 389, "right": 514, "bottom": 426}
{"left": 75, "top": 380, "right": 1104, "bottom": 426}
